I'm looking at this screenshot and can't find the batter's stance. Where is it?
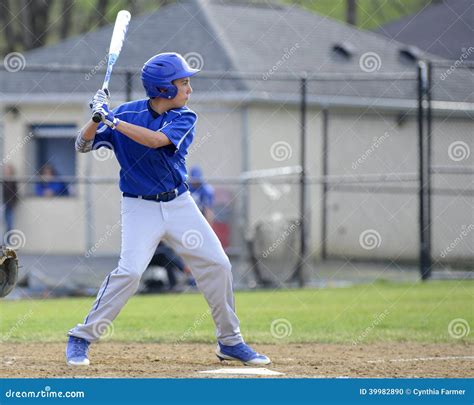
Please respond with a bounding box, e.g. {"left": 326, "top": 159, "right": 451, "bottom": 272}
{"left": 66, "top": 53, "right": 270, "bottom": 367}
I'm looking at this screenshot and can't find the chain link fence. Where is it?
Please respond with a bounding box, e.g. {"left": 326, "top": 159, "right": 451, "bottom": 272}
{"left": 0, "top": 60, "right": 472, "bottom": 292}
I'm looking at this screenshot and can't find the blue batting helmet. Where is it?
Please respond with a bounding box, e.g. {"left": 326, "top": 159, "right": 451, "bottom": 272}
{"left": 141, "top": 52, "right": 200, "bottom": 99}
{"left": 190, "top": 166, "right": 204, "bottom": 182}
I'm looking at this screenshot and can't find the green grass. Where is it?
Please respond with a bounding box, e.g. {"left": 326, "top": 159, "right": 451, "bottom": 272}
{"left": 0, "top": 281, "right": 472, "bottom": 344}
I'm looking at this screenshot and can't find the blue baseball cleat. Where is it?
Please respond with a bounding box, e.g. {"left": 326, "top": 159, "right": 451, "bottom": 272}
{"left": 66, "top": 336, "right": 90, "bottom": 366}
{"left": 216, "top": 342, "right": 271, "bottom": 366}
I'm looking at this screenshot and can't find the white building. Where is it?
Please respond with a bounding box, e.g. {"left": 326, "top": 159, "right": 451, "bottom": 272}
{"left": 1, "top": 0, "right": 472, "bottom": 266}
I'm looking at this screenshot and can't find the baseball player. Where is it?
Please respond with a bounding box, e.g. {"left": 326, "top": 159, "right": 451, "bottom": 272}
{"left": 66, "top": 53, "right": 270, "bottom": 367}
{"left": 188, "top": 165, "right": 214, "bottom": 224}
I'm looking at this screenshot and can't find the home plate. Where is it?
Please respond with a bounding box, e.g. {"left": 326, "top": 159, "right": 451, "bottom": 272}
{"left": 199, "top": 368, "right": 284, "bottom": 376}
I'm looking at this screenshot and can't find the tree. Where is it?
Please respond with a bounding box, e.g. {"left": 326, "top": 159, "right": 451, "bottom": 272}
{"left": 0, "top": 0, "right": 170, "bottom": 56}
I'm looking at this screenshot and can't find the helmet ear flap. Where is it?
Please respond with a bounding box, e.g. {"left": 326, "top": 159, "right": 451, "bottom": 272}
{"left": 153, "top": 84, "right": 178, "bottom": 99}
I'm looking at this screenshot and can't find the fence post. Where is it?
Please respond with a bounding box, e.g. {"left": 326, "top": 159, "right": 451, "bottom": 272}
{"left": 0, "top": 113, "right": 4, "bottom": 237}
{"left": 240, "top": 105, "right": 250, "bottom": 269}
{"left": 295, "top": 76, "right": 307, "bottom": 287}
{"left": 321, "top": 108, "right": 329, "bottom": 260}
{"left": 126, "top": 71, "right": 133, "bottom": 102}
{"left": 426, "top": 61, "right": 433, "bottom": 279}
{"left": 417, "top": 61, "right": 432, "bottom": 280}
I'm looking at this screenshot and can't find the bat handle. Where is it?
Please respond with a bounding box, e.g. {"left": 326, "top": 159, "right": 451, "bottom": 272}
{"left": 92, "top": 113, "right": 102, "bottom": 123}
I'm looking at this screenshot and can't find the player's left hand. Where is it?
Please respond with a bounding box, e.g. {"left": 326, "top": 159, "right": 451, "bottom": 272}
{"left": 93, "top": 104, "right": 120, "bottom": 129}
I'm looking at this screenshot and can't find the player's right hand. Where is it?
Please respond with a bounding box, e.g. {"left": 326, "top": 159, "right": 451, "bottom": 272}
{"left": 89, "top": 89, "right": 110, "bottom": 110}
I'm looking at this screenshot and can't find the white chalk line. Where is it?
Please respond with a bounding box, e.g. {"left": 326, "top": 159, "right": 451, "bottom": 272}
{"left": 368, "top": 355, "right": 474, "bottom": 364}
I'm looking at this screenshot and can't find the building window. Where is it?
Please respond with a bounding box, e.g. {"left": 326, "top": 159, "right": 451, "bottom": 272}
{"left": 29, "top": 124, "right": 77, "bottom": 197}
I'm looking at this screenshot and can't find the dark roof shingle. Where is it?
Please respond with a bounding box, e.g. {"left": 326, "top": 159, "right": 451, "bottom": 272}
{"left": 1, "top": 0, "right": 472, "bottom": 104}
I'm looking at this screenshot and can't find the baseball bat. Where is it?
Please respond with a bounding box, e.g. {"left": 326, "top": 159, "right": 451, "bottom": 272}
{"left": 92, "top": 10, "right": 131, "bottom": 123}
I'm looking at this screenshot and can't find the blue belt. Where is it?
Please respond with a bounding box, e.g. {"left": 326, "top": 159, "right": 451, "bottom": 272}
{"left": 123, "top": 183, "right": 188, "bottom": 203}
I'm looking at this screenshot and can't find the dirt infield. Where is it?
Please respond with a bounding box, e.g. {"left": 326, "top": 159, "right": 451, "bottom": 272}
{"left": 1, "top": 342, "right": 472, "bottom": 378}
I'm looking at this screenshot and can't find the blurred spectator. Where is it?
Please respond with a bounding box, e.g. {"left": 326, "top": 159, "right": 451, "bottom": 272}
{"left": 2, "top": 164, "right": 19, "bottom": 233}
{"left": 147, "top": 242, "right": 195, "bottom": 292}
{"left": 35, "top": 164, "right": 69, "bottom": 197}
{"left": 188, "top": 166, "right": 214, "bottom": 224}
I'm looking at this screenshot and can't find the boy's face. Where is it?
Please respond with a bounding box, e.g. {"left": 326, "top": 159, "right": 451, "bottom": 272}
{"left": 172, "top": 77, "right": 193, "bottom": 107}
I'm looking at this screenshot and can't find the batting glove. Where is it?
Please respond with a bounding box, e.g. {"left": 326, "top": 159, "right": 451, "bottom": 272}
{"left": 93, "top": 103, "right": 120, "bottom": 129}
{"left": 89, "top": 89, "right": 110, "bottom": 110}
